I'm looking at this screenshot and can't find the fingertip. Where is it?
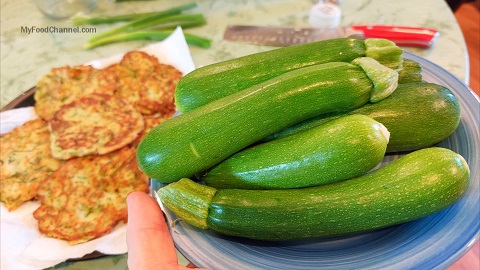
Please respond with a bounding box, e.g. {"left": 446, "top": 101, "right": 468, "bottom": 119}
{"left": 127, "top": 191, "right": 160, "bottom": 213}
{"left": 127, "top": 191, "right": 165, "bottom": 227}
{"left": 127, "top": 191, "right": 149, "bottom": 204}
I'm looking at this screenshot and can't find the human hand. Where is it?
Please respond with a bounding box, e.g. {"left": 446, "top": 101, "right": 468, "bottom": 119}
{"left": 126, "top": 191, "right": 206, "bottom": 270}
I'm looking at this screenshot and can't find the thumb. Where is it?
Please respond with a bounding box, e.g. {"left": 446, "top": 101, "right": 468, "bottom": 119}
{"left": 126, "top": 191, "right": 181, "bottom": 270}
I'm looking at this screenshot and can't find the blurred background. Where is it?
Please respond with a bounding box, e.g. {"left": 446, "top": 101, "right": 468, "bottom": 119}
{"left": 450, "top": 0, "right": 479, "bottom": 94}
{"left": 448, "top": 2, "right": 479, "bottom": 269}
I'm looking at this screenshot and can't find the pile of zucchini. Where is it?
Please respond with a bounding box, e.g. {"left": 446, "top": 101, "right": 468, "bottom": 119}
{"left": 137, "top": 38, "right": 470, "bottom": 241}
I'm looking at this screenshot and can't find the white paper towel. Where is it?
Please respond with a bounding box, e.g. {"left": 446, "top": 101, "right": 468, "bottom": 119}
{"left": 0, "top": 27, "right": 195, "bottom": 270}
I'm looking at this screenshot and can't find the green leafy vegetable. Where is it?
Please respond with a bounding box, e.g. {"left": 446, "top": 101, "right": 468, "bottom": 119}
{"left": 80, "top": 2, "right": 210, "bottom": 50}
{"left": 88, "top": 13, "right": 205, "bottom": 42}
{"left": 72, "top": 2, "right": 197, "bottom": 25}
{"left": 84, "top": 30, "right": 211, "bottom": 49}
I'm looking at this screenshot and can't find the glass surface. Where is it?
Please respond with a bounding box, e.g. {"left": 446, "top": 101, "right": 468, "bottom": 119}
{"left": 34, "top": 0, "right": 97, "bottom": 19}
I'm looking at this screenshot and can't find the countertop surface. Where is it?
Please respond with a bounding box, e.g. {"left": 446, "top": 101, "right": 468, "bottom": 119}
{"left": 0, "top": 0, "right": 470, "bottom": 109}
{"left": 0, "top": 0, "right": 475, "bottom": 269}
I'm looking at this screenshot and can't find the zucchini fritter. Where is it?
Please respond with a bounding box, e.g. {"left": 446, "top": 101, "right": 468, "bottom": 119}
{"left": 48, "top": 93, "right": 145, "bottom": 160}
{"left": 34, "top": 147, "right": 148, "bottom": 244}
{"left": 106, "top": 51, "right": 182, "bottom": 116}
{"left": 34, "top": 65, "right": 118, "bottom": 121}
{"left": 0, "top": 119, "right": 63, "bottom": 210}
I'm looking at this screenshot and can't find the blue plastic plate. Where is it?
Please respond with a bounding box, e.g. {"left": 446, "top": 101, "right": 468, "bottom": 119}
{"left": 152, "top": 51, "right": 480, "bottom": 270}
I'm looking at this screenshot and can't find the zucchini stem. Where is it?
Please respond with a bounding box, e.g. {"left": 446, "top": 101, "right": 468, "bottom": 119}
{"left": 352, "top": 57, "right": 399, "bottom": 103}
{"left": 364, "top": 38, "right": 404, "bottom": 71}
{"left": 398, "top": 59, "right": 423, "bottom": 83}
{"left": 157, "top": 178, "right": 217, "bottom": 229}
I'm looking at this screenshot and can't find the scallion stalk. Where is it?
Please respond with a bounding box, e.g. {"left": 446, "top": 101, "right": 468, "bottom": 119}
{"left": 72, "top": 2, "right": 197, "bottom": 26}
{"left": 143, "top": 14, "right": 207, "bottom": 31}
{"left": 72, "top": 11, "right": 162, "bottom": 26}
{"left": 84, "top": 30, "right": 212, "bottom": 49}
{"left": 88, "top": 13, "right": 205, "bottom": 42}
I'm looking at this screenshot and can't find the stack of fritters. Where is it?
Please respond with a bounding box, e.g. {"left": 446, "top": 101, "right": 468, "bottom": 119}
{"left": 0, "top": 51, "right": 180, "bottom": 244}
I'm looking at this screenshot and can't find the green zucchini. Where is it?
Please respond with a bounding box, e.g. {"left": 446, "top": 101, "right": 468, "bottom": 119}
{"left": 158, "top": 147, "right": 470, "bottom": 240}
{"left": 202, "top": 115, "right": 390, "bottom": 189}
{"left": 175, "top": 38, "right": 403, "bottom": 112}
{"left": 262, "top": 82, "right": 461, "bottom": 152}
{"left": 137, "top": 59, "right": 398, "bottom": 183}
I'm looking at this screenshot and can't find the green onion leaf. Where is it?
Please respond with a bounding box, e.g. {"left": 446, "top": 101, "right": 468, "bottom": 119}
{"left": 84, "top": 30, "right": 211, "bottom": 49}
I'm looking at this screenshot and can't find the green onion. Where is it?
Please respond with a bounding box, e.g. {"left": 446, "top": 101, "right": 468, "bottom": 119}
{"left": 72, "top": 2, "right": 197, "bottom": 26}
{"left": 84, "top": 30, "right": 212, "bottom": 49}
{"left": 141, "top": 13, "right": 207, "bottom": 30}
{"left": 72, "top": 12, "right": 162, "bottom": 26}
{"left": 79, "top": 2, "right": 211, "bottom": 50}
{"left": 88, "top": 13, "right": 205, "bottom": 42}
{"left": 147, "top": 18, "right": 207, "bottom": 30}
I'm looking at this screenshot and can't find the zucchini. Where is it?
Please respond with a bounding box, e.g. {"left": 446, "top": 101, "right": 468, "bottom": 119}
{"left": 175, "top": 38, "right": 403, "bottom": 112}
{"left": 202, "top": 115, "right": 390, "bottom": 189}
{"left": 137, "top": 59, "right": 398, "bottom": 183}
{"left": 263, "top": 82, "right": 461, "bottom": 152}
{"left": 158, "top": 147, "right": 470, "bottom": 240}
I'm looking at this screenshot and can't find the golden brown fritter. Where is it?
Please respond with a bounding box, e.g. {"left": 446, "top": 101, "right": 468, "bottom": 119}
{"left": 34, "top": 65, "right": 118, "bottom": 121}
{"left": 138, "top": 63, "right": 182, "bottom": 116}
{"left": 104, "top": 152, "right": 150, "bottom": 223}
{"left": 105, "top": 63, "right": 144, "bottom": 114}
{"left": 0, "top": 119, "right": 63, "bottom": 211}
{"left": 48, "top": 93, "right": 145, "bottom": 160}
{"left": 34, "top": 146, "right": 147, "bottom": 244}
{"left": 106, "top": 51, "right": 182, "bottom": 116}
{"left": 119, "top": 50, "right": 160, "bottom": 78}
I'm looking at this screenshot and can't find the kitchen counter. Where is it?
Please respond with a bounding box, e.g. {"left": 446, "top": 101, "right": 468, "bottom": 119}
{"left": 0, "top": 0, "right": 470, "bottom": 109}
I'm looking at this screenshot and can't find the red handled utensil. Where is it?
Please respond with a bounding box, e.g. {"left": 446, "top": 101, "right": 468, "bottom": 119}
{"left": 223, "top": 24, "right": 440, "bottom": 48}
